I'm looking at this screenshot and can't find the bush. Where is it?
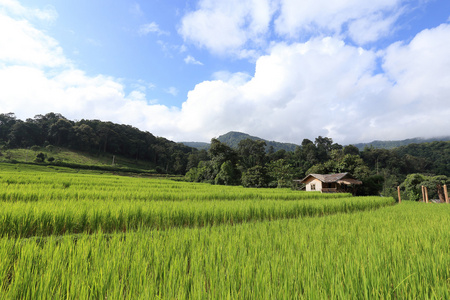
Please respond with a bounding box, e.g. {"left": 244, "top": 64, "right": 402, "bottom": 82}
{"left": 35, "top": 152, "right": 46, "bottom": 163}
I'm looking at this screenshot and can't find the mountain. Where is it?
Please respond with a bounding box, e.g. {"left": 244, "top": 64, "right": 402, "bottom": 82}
{"left": 353, "top": 136, "right": 450, "bottom": 150}
{"left": 182, "top": 131, "right": 299, "bottom": 152}
{"left": 179, "top": 142, "right": 210, "bottom": 150}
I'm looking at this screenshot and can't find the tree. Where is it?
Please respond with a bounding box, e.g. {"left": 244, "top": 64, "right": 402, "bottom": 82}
{"left": 215, "top": 161, "right": 240, "bottom": 185}
{"left": 35, "top": 152, "right": 46, "bottom": 163}
{"left": 73, "top": 124, "right": 98, "bottom": 151}
{"left": 48, "top": 119, "right": 74, "bottom": 146}
{"left": 237, "top": 139, "right": 266, "bottom": 170}
{"left": 267, "top": 159, "right": 293, "bottom": 188}
{"left": 343, "top": 145, "right": 360, "bottom": 156}
{"left": 8, "top": 121, "right": 40, "bottom": 148}
{"left": 358, "top": 175, "right": 384, "bottom": 196}
{"left": 401, "top": 174, "right": 427, "bottom": 201}
{"left": 209, "top": 138, "right": 238, "bottom": 177}
{"left": 315, "top": 136, "right": 333, "bottom": 162}
{"left": 0, "top": 113, "right": 17, "bottom": 142}
{"left": 241, "top": 165, "right": 268, "bottom": 188}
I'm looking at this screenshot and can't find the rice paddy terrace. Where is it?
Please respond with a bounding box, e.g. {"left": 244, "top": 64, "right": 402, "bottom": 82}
{"left": 0, "top": 163, "right": 448, "bottom": 299}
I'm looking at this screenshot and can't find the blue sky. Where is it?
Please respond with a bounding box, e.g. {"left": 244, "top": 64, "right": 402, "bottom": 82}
{"left": 1, "top": 0, "right": 450, "bottom": 144}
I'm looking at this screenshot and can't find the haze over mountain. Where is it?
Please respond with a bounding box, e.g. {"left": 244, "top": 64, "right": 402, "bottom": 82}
{"left": 182, "top": 131, "right": 297, "bottom": 152}
{"left": 353, "top": 136, "right": 450, "bottom": 150}
{"left": 182, "top": 132, "right": 450, "bottom": 152}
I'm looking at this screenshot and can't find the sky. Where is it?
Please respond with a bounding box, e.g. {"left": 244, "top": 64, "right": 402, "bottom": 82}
{"left": 1, "top": 0, "right": 450, "bottom": 145}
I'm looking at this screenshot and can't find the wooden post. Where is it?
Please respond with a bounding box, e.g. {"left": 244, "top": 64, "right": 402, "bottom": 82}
{"left": 397, "top": 186, "right": 401, "bottom": 203}
{"left": 444, "top": 185, "right": 449, "bottom": 204}
{"left": 421, "top": 185, "right": 425, "bottom": 202}
{"left": 424, "top": 186, "right": 429, "bottom": 203}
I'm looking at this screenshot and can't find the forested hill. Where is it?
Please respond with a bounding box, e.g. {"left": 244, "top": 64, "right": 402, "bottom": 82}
{"left": 353, "top": 136, "right": 450, "bottom": 150}
{"left": 0, "top": 113, "right": 196, "bottom": 174}
{"left": 182, "top": 131, "right": 299, "bottom": 152}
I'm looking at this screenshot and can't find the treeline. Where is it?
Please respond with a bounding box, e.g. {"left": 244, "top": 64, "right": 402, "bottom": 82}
{"left": 0, "top": 113, "right": 195, "bottom": 174}
{"left": 185, "top": 137, "right": 450, "bottom": 197}
{"left": 1, "top": 112, "right": 449, "bottom": 197}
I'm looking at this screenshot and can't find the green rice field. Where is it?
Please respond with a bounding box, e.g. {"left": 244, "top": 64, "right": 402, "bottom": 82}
{"left": 0, "top": 163, "right": 448, "bottom": 299}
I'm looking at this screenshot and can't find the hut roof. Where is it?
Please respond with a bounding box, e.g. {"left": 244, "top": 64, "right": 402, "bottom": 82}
{"left": 298, "top": 173, "right": 362, "bottom": 185}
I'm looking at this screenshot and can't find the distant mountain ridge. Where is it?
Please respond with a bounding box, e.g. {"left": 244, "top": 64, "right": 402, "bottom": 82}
{"left": 181, "top": 131, "right": 299, "bottom": 152}
{"left": 180, "top": 142, "right": 210, "bottom": 150}
{"left": 182, "top": 132, "right": 450, "bottom": 152}
{"left": 353, "top": 136, "right": 450, "bottom": 150}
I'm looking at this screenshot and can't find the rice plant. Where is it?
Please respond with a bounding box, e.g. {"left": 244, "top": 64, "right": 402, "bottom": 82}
{"left": 0, "top": 203, "right": 448, "bottom": 299}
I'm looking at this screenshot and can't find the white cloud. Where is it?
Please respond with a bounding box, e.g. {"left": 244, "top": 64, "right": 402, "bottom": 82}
{"left": 184, "top": 55, "right": 203, "bottom": 65}
{"left": 274, "top": 0, "right": 402, "bottom": 38}
{"left": 179, "top": 0, "right": 275, "bottom": 55}
{"left": 0, "top": 0, "right": 58, "bottom": 22}
{"left": 138, "top": 22, "right": 169, "bottom": 36}
{"left": 347, "top": 11, "right": 400, "bottom": 45}
{"left": 2, "top": 0, "right": 450, "bottom": 145}
{"left": 179, "top": 0, "right": 406, "bottom": 56}
{"left": 0, "top": 14, "right": 67, "bottom": 67}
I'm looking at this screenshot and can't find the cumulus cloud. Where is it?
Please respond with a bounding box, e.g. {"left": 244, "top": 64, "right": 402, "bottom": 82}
{"left": 347, "top": 11, "right": 400, "bottom": 45}
{"left": 0, "top": 14, "right": 67, "bottom": 67}
{"left": 274, "top": 0, "right": 402, "bottom": 38}
{"left": 178, "top": 37, "right": 391, "bottom": 143}
{"left": 179, "top": 0, "right": 405, "bottom": 56}
{"left": 179, "top": 0, "right": 276, "bottom": 56}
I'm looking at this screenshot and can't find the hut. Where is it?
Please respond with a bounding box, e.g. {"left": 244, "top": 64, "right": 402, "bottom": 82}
{"left": 295, "top": 173, "right": 362, "bottom": 193}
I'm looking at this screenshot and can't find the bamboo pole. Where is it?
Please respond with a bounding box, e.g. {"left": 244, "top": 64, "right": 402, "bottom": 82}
{"left": 444, "top": 184, "right": 449, "bottom": 204}
{"left": 424, "top": 186, "right": 429, "bottom": 203}
{"left": 397, "top": 186, "right": 401, "bottom": 203}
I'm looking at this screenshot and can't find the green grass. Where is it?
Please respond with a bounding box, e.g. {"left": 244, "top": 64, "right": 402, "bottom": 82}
{"left": 0, "top": 147, "right": 156, "bottom": 171}
{"left": 0, "top": 164, "right": 446, "bottom": 299}
{"left": 0, "top": 203, "right": 448, "bottom": 299}
{"left": 0, "top": 196, "right": 393, "bottom": 237}
{"left": 0, "top": 165, "right": 390, "bottom": 237}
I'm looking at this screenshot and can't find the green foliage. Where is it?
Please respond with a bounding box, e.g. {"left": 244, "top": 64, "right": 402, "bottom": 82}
{"left": 267, "top": 159, "right": 293, "bottom": 188}
{"left": 34, "top": 152, "right": 46, "bottom": 163}
{"left": 401, "top": 174, "right": 426, "bottom": 201}
{"left": 215, "top": 160, "right": 240, "bottom": 185}
{"left": 399, "top": 174, "right": 450, "bottom": 201}
{"left": 237, "top": 138, "right": 266, "bottom": 170}
{"left": 241, "top": 165, "right": 268, "bottom": 188}
{"left": 0, "top": 113, "right": 196, "bottom": 174}
{"left": 358, "top": 175, "right": 384, "bottom": 196}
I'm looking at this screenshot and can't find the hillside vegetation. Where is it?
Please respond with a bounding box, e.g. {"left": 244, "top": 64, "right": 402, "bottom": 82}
{"left": 0, "top": 147, "right": 156, "bottom": 172}
{"left": 0, "top": 112, "right": 195, "bottom": 174}
{"left": 354, "top": 136, "right": 450, "bottom": 150}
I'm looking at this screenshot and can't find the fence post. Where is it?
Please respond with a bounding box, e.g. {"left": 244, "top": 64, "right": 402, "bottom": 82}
{"left": 444, "top": 185, "right": 449, "bottom": 204}
{"left": 421, "top": 185, "right": 425, "bottom": 202}
{"left": 397, "top": 186, "right": 401, "bottom": 203}
{"left": 424, "top": 186, "right": 429, "bottom": 203}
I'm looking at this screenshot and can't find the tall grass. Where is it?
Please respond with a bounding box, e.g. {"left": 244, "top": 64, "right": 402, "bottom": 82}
{"left": 0, "top": 167, "right": 352, "bottom": 202}
{"left": 0, "top": 203, "right": 448, "bottom": 299}
{"left": 0, "top": 196, "right": 394, "bottom": 237}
